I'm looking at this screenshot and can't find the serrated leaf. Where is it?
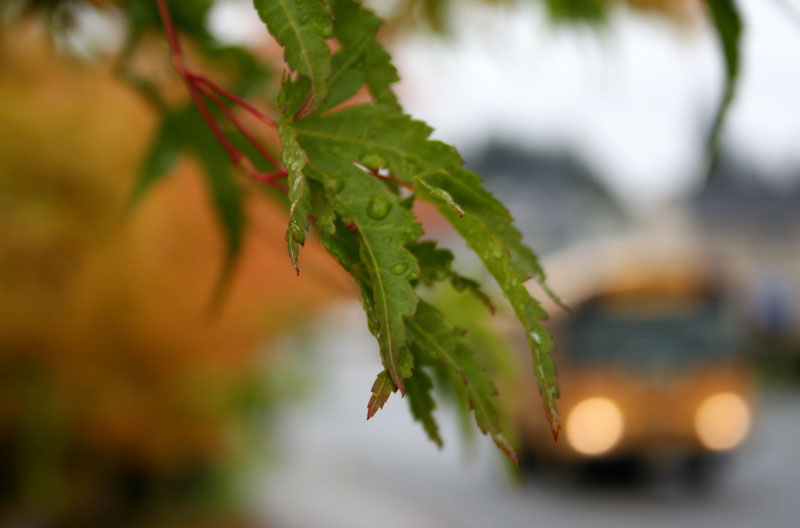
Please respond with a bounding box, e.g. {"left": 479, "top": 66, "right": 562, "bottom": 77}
{"left": 294, "top": 106, "right": 533, "bottom": 280}
{"left": 404, "top": 360, "right": 443, "bottom": 447}
{"left": 419, "top": 170, "right": 563, "bottom": 309}
{"left": 309, "top": 179, "right": 336, "bottom": 237}
{"left": 414, "top": 175, "right": 464, "bottom": 217}
{"left": 294, "top": 105, "right": 559, "bottom": 431}
{"left": 253, "top": 0, "right": 332, "bottom": 106}
{"left": 279, "top": 77, "right": 312, "bottom": 272}
{"left": 315, "top": 212, "right": 381, "bottom": 337}
{"left": 706, "top": 0, "right": 742, "bottom": 167}
{"left": 409, "top": 241, "right": 454, "bottom": 285}
{"left": 417, "top": 186, "right": 560, "bottom": 438}
{"left": 326, "top": 0, "right": 400, "bottom": 110}
{"left": 361, "top": 43, "right": 400, "bottom": 109}
{"left": 409, "top": 240, "right": 495, "bottom": 313}
{"left": 318, "top": 51, "right": 367, "bottom": 112}
{"left": 302, "top": 148, "right": 423, "bottom": 393}
{"left": 367, "top": 370, "right": 397, "bottom": 419}
{"left": 406, "top": 301, "right": 508, "bottom": 451}
{"left": 449, "top": 274, "right": 495, "bottom": 314}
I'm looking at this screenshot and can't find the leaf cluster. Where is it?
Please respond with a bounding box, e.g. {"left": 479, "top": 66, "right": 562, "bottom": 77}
{"left": 252, "top": 0, "right": 564, "bottom": 457}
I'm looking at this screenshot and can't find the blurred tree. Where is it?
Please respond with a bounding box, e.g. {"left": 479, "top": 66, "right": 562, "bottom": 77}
{"left": 0, "top": 27, "right": 347, "bottom": 525}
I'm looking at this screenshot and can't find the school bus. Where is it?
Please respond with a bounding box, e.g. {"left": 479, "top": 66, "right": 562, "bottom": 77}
{"left": 517, "top": 267, "right": 754, "bottom": 474}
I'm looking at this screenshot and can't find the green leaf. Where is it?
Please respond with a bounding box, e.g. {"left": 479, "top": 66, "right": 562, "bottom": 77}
{"left": 361, "top": 41, "right": 400, "bottom": 110}
{"left": 706, "top": 0, "right": 742, "bottom": 168}
{"left": 543, "top": 0, "right": 607, "bottom": 23}
{"left": 294, "top": 106, "right": 534, "bottom": 280}
{"left": 302, "top": 148, "right": 423, "bottom": 393}
{"left": 127, "top": 112, "right": 181, "bottom": 209}
{"left": 449, "top": 274, "right": 495, "bottom": 314}
{"left": 417, "top": 170, "right": 563, "bottom": 309}
{"left": 414, "top": 175, "right": 464, "bottom": 218}
{"left": 193, "top": 120, "right": 246, "bottom": 282}
{"left": 406, "top": 301, "right": 516, "bottom": 461}
{"left": 294, "top": 105, "right": 559, "bottom": 431}
{"left": 409, "top": 241, "right": 495, "bottom": 313}
{"left": 309, "top": 179, "right": 336, "bottom": 237}
{"left": 416, "top": 185, "right": 560, "bottom": 438}
{"left": 279, "top": 77, "right": 312, "bottom": 272}
{"left": 127, "top": 106, "right": 244, "bottom": 281}
{"left": 327, "top": 0, "right": 400, "bottom": 110}
{"left": 409, "top": 241, "right": 454, "bottom": 285}
{"left": 367, "top": 370, "right": 397, "bottom": 419}
{"left": 404, "top": 359, "right": 443, "bottom": 447}
{"left": 314, "top": 211, "right": 381, "bottom": 337}
{"left": 253, "top": 0, "right": 332, "bottom": 107}
{"left": 318, "top": 51, "right": 368, "bottom": 112}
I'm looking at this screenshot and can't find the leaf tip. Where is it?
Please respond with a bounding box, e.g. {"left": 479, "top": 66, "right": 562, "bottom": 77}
{"left": 547, "top": 412, "right": 561, "bottom": 442}
{"left": 492, "top": 434, "right": 520, "bottom": 466}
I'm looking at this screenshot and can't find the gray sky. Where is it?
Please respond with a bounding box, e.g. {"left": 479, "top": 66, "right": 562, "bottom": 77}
{"left": 210, "top": 0, "right": 800, "bottom": 209}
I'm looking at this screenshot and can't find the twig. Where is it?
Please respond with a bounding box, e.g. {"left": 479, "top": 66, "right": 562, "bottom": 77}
{"left": 199, "top": 83, "right": 282, "bottom": 170}
{"left": 155, "top": 0, "right": 285, "bottom": 192}
{"left": 190, "top": 73, "right": 277, "bottom": 128}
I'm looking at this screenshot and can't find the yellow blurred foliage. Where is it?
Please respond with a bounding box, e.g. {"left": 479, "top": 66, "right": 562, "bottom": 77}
{"left": 0, "top": 25, "right": 350, "bottom": 519}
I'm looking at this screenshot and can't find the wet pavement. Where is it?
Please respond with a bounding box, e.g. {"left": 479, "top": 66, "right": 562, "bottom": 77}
{"left": 249, "top": 303, "right": 800, "bottom": 528}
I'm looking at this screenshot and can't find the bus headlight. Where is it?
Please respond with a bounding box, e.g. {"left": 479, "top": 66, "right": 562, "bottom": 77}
{"left": 566, "top": 397, "right": 624, "bottom": 456}
{"left": 694, "top": 392, "right": 751, "bottom": 451}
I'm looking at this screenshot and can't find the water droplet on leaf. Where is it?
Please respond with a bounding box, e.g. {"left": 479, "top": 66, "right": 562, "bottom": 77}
{"left": 327, "top": 178, "right": 344, "bottom": 193}
{"left": 360, "top": 152, "right": 387, "bottom": 171}
{"left": 367, "top": 196, "right": 390, "bottom": 220}
{"left": 318, "top": 23, "right": 333, "bottom": 38}
{"left": 491, "top": 239, "right": 505, "bottom": 258}
{"left": 391, "top": 262, "right": 408, "bottom": 275}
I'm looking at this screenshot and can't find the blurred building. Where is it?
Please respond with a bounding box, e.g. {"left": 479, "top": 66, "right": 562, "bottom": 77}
{"left": 692, "top": 157, "right": 800, "bottom": 376}
{"left": 467, "top": 142, "right": 628, "bottom": 256}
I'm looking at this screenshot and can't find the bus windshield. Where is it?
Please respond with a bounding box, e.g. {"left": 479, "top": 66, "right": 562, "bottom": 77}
{"left": 564, "top": 293, "right": 743, "bottom": 369}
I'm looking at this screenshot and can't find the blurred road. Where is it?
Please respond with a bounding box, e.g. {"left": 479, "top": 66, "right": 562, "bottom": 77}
{"left": 249, "top": 303, "right": 800, "bottom": 528}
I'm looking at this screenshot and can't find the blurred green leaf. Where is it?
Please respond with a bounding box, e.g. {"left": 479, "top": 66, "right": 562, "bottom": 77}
{"left": 128, "top": 106, "right": 245, "bottom": 290}
{"left": 706, "top": 0, "right": 742, "bottom": 171}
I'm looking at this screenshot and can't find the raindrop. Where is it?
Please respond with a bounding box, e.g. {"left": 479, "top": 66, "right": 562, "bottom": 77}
{"left": 360, "top": 152, "right": 387, "bottom": 171}
{"left": 367, "top": 196, "right": 390, "bottom": 220}
{"left": 391, "top": 262, "right": 408, "bottom": 275}
{"left": 530, "top": 331, "right": 543, "bottom": 345}
{"left": 318, "top": 22, "right": 332, "bottom": 38}
{"left": 327, "top": 178, "right": 344, "bottom": 192}
{"left": 491, "top": 239, "right": 504, "bottom": 258}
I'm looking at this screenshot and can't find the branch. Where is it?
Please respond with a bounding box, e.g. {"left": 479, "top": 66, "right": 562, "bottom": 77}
{"left": 190, "top": 74, "right": 277, "bottom": 128}
{"left": 155, "top": 0, "right": 285, "bottom": 192}
{"left": 198, "top": 83, "right": 282, "bottom": 171}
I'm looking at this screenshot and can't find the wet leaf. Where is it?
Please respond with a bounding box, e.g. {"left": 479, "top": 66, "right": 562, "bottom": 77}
{"left": 304, "top": 149, "right": 423, "bottom": 394}
{"left": 253, "top": 0, "right": 332, "bottom": 107}
{"left": 279, "top": 77, "right": 312, "bottom": 272}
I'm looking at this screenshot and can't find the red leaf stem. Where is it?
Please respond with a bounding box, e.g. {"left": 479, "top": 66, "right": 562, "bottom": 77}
{"left": 198, "top": 84, "right": 282, "bottom": 171}
{"left": 155, "top": 0, "right": 285, "bottom": 193}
